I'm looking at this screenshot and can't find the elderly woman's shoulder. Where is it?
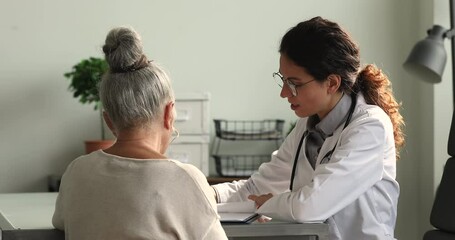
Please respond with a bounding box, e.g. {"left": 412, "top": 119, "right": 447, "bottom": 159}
{"left": 168, "top": 160, "right": 208, "bottom": 183}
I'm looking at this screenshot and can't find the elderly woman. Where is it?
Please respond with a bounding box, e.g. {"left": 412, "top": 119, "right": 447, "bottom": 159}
{"left": 52, "top": 27, "right": 227, "bottom": 240}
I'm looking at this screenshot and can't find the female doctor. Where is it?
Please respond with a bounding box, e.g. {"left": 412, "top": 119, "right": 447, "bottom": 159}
{"left": 212, "top": 16, "right": 405, "bottom": 240}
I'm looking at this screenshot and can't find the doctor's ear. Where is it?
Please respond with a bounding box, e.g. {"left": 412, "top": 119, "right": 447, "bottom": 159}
{"left": 326, "top": 74, "right": 341, "bottom": 94}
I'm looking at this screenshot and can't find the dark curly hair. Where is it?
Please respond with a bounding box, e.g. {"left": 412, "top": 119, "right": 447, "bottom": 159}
{"left": 280, "top": 16, "right": 405, "bottom": 159}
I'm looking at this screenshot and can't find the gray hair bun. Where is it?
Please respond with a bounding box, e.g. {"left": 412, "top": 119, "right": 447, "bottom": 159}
{"left": 102, "top": 27, "right": 150, "bottom": 73}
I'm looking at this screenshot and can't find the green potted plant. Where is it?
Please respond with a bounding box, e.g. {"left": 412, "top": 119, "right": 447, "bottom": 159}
{"left": 64, "top": 57, "right": 114, "bottom": 153}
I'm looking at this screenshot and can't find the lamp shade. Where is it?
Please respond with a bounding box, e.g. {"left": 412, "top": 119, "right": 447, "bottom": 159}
{"left": 403, "top": 25, "right": 448, "bottom": 83}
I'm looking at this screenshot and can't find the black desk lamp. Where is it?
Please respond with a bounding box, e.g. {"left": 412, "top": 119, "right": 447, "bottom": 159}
{"left": 404, "top": 2, "right": 455, "bottom": 238}
{"left": 403, "top": 0, "right": 455, "bottom": 155}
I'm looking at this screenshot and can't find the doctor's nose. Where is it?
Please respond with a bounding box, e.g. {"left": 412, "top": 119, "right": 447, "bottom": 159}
{"left": 280, "top": 84, "right": 293, "bottom": 98}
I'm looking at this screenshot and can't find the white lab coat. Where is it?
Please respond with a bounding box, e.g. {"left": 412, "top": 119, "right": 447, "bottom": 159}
{"left": 213, "top": 94, "right": 399, "bottom": 240}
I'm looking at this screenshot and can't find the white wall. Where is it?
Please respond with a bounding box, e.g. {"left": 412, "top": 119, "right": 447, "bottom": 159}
{"left": 0, "top": 0, "right": 443, "bottom": 239}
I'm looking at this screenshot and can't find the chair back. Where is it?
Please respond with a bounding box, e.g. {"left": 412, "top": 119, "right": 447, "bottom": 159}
{"left": 430, "top": 157, "right": 455, "bottom": 233}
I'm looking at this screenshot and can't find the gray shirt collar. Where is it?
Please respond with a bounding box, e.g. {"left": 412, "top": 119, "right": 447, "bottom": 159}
{"left": 306, "top": 93, "right": 352, "bottom": 138}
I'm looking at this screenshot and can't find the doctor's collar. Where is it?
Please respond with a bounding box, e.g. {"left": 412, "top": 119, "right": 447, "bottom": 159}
{"left": 306, "top": 93, "right": 353, "bottom": 138}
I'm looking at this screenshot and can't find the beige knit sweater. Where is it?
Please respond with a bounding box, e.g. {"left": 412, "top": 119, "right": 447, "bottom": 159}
{"left": 53, "top": 150, "right": 227, "bottom": 240}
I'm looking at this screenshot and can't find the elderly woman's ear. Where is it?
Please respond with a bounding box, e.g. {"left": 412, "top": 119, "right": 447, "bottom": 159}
{"left": 163, "top": 102, "right": 175, "bottom": 130}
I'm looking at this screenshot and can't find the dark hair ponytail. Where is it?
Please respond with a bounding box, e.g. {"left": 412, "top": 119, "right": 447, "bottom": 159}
{"left": 355, "top": 64, "right": 405, "bottom": 158}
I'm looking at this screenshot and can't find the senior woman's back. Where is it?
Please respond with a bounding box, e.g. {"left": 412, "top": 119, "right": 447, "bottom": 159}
{"left": 52, "top": 27, "right": 227, "bottom": 240}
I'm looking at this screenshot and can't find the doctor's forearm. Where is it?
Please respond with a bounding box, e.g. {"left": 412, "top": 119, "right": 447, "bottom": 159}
{"left": 212, "top": 179, "right": 258, "bottom": 202}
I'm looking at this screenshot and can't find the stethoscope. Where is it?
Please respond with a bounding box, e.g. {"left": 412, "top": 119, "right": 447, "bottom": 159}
{"left": 289, "top": 93, "right": 357, "bottom": 191}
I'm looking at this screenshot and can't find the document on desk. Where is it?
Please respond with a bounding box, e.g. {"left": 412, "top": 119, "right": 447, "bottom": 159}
{"left": 217, "top": 201, "right": 260, "bottom": 223}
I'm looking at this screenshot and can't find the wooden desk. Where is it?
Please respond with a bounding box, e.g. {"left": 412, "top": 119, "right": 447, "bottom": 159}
{"left": 207, "top": 176, "right": 247, "bottom": 185}
{"left": 0, "top": 193, "right": 329, "bottom": 240}
{"left": 48, "top": 176, "right": 246, "bottom": 191}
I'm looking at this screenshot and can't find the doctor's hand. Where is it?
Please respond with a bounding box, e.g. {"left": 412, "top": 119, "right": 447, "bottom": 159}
{"left": 248, "top": 193, "right": 273, "bottom": 209}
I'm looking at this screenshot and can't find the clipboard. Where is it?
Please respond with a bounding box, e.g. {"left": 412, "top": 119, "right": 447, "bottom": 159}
{"left": 217, "top": 201, "right": 259, "bottom": 224}
{"left": 219, "top": 212, "right": 260, "bottom": 224}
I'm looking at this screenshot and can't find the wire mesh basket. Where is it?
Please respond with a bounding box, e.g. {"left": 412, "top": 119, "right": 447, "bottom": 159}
{"left": 213, "top": 119, "right": 285, "bottom": 140}
{"left": 213, "top": 154, "right": 271, "bottom": 177}
{"left": 212, "top": 119, "right": 285, "bottom": 177}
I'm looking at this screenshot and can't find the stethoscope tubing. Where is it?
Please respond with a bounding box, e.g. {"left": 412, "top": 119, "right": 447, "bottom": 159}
{"left": 289, "top": 93, "right": 357, "bottom": 191}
